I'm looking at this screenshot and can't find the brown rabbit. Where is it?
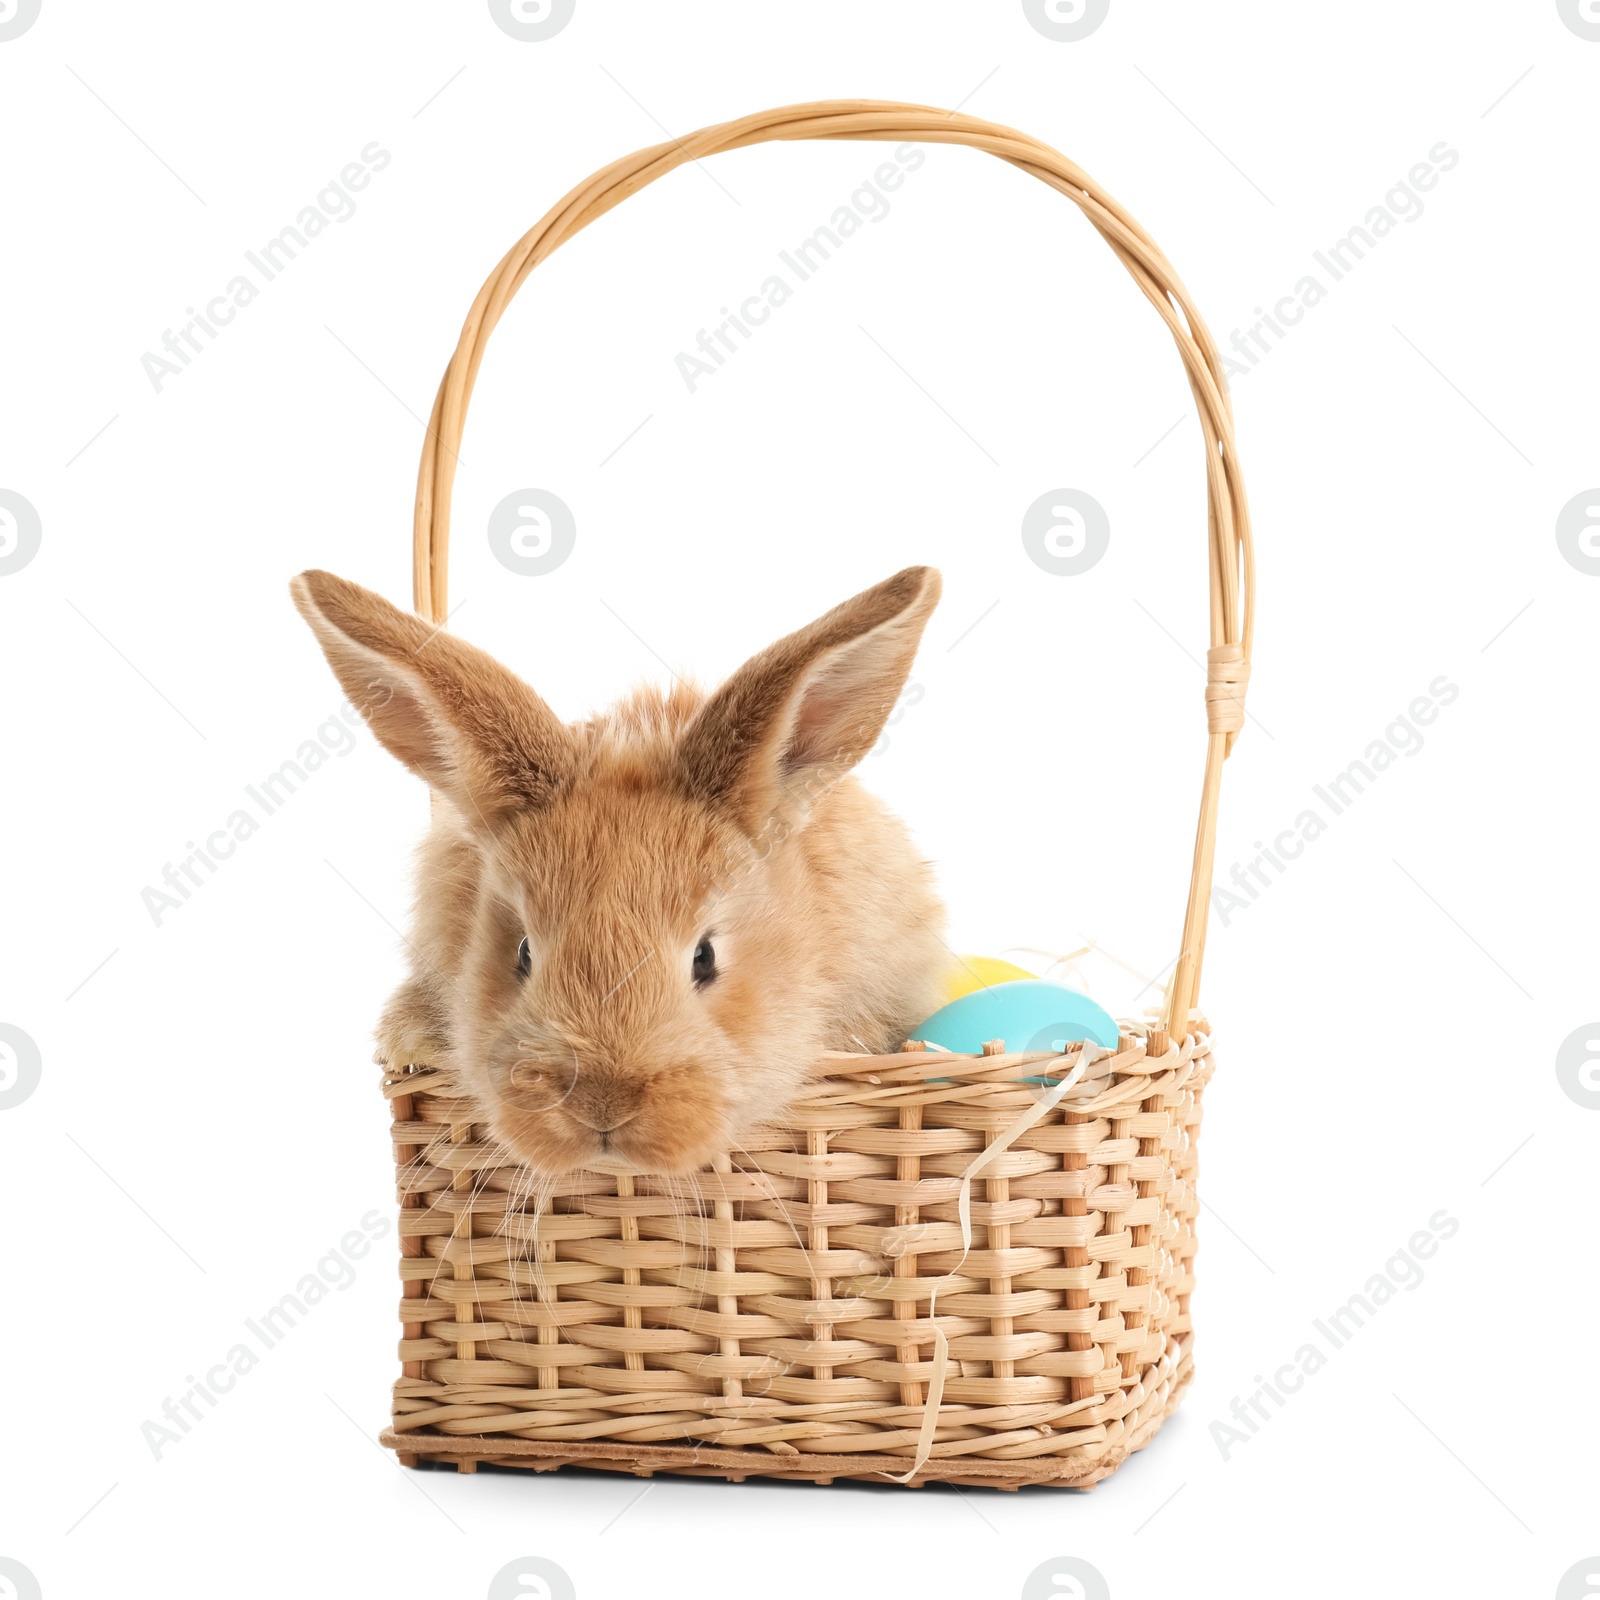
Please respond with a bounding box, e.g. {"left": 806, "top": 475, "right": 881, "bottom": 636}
{"left": 291, "top": 566, "right": 949, "bottom": 1174}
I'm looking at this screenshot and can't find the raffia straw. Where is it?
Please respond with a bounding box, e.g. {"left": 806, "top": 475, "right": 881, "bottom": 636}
{"left": 880, "top": 1048, "right": 1096, "bottom": 1483}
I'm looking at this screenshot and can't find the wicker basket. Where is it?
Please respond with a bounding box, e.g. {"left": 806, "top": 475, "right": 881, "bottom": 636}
{"left": 377, "top": 100, "right": 1254, "bottom": 1491}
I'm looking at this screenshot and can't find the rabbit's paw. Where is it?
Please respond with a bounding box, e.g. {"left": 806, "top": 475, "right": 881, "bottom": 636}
{"left": 375, "top": 984, "right": 449, "bottom": 1070}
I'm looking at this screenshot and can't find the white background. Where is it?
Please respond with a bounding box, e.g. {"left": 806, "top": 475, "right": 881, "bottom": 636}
{"left": 2, "top": 2, "right": 1597, "bottom": 1597}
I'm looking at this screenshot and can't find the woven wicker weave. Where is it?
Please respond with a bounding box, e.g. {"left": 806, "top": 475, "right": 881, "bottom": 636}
{"left": 376, "top": 100, "right": 1253, "bottom": 1490}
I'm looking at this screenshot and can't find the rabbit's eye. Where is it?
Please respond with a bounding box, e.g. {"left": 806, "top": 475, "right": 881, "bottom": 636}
{"left": 692, "top": 938, "right": 716, "bottom": 987}
{"left": 516, "top": 936, "right": 532, "bottom": 979}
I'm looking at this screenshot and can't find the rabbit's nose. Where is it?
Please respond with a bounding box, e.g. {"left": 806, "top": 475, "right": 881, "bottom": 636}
{"left": 568, "top": 1105, "right": 641, "bottom": 1135}
{"left": 565, "top": 1075, "right": 643, "bottom": 1134}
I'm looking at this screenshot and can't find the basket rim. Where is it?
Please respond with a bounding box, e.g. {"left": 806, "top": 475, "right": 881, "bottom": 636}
{"left": 381, "top": 1024, "right": 1211, "bottom": 1117}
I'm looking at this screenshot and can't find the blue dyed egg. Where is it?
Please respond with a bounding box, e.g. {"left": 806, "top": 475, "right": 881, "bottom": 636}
{"left": 914, "top": 979, "right": 1119, "bottom": 1055}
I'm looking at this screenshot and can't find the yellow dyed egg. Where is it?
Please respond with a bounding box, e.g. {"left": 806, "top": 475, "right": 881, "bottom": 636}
{"left": 941, "top": 955, "right": 1037, "bottom": 1004}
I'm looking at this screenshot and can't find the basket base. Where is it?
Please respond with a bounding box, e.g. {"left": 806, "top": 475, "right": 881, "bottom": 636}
{"left": 380, "top": 1364, "right": 1191, "bottom": 1492}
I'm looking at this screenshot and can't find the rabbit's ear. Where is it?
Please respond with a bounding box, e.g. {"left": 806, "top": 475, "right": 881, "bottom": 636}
{"left": 678, "top": 566, "right": 940, "bottom": 832}
{"left": 290, "top": 569, "right": 572, "bottom": 827}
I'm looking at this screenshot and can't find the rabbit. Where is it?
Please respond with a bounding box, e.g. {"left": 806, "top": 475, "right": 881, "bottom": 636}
{"left": 290, "top": 565, "right": 949, "bottom": 1175}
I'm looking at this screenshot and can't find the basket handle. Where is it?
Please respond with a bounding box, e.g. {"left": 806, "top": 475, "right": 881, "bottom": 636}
{"left": 410, "top": 99, "right": 1255, "bottom": 1040}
